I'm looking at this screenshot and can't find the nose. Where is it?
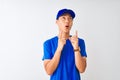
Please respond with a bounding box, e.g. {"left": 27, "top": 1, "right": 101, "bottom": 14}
{"left": 65, "top": 18, "right": 69, "bottom": 23}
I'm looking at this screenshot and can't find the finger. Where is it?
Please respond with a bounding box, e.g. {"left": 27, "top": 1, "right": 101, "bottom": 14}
{"left": 75, "top": 30, "right": 78, "bottom": 36}
{"left": 61, "top": 31, "right": 66, "bottom": 39}
{"left": 75, "top": 30, "right": 78, "bottom": 37}
{"left": 59, "top": 31, "right": 62, "bottom": 39}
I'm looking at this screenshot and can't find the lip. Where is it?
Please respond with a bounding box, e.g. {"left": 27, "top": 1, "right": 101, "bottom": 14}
{"left": 65, "top": 25, "right": 69, "bottom": 28}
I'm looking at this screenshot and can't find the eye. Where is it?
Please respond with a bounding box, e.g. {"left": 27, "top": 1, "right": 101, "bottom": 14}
{"left": 69, "top": 17, "right": 73, "bottom": 21}
{"left": 62, "top": 16, "right": 66, "bottom": 20}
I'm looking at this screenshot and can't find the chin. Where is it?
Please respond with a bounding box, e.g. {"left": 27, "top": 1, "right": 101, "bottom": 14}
{"left": 64, "top": 30, "right": 70, "bottom": 33}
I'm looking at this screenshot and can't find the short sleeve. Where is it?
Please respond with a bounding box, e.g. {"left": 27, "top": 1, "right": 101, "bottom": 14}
{"left": 42, "top": 40, "right": 53, "bottom": 60}
{"left": 79, "top": 39, "right": 87, "bottom": 57}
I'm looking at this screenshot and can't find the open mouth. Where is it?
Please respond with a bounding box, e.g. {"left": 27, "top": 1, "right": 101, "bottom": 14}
{"left": 65, "top": 25, "right": 69, "bottom": 28}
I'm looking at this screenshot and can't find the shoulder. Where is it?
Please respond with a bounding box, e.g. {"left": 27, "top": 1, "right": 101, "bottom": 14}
{"left": 78, "top": 37, "right": 86, "bottom": 45}
{"left": 78, "top": 37, "right": 85, "bottom": 42}
{"left": 44, "top": 36, "right": 58, "bottom": 44}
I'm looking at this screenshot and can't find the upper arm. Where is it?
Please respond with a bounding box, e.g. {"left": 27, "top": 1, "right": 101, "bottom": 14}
{"left": 42, "top": 41, "right": 53, "bottom": 60}
{"left": 79, "top": 39, "right": 87, "bottom": 57}
{"left": 82, "top": 57, "right": 87, "bottom": 62}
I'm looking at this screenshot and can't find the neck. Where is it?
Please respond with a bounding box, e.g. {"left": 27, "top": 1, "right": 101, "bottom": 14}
{"left": 58, "top": 31, "right": 70, "bottom": 39}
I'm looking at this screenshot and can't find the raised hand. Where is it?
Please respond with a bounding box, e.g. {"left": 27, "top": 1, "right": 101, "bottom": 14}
{"left": 69, "top": 30, "right": 79, "bottom": 49}
{"left": 57, "top": 31, "right": 66, "bottom": 51}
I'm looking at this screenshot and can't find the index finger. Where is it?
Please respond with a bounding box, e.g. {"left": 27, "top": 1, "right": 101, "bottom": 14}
{"left": 59, "top": 31, "right": 62, "bottom": 39}
{"left": 75, "top": 30, "right": 78, "bottom": 37}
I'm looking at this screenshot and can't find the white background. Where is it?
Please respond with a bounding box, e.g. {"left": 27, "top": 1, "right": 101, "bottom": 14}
{"left": 0, "top": 0, "right": 120, "bottom": 80}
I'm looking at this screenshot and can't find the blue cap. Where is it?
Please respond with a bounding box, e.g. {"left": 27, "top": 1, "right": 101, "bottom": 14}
{"left": 56, "top": 8, "right": 75, "bottom": 20}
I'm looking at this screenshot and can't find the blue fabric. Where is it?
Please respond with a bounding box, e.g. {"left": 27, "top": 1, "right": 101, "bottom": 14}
{"left": 56, "top": 8, "right": 75, "bottom": 20}
{"left": 42, "top": 36, "right": 87, "bottom": 80}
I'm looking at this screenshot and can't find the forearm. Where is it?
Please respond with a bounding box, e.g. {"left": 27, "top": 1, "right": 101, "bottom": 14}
{"left": 45, "top": 48, "right": 62, "bottom": 75}
{"left": 74, "top": 50, "right": 87, "bottom": 73}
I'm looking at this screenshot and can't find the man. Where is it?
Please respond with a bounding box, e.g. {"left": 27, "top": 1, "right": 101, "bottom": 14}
{"left": 42, "top": 8, "right": 87, "bottom": 80}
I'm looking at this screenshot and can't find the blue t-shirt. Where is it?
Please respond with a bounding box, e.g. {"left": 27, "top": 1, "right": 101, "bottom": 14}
{"left": 42, "top": 36, "right": 87, "bottom": 80}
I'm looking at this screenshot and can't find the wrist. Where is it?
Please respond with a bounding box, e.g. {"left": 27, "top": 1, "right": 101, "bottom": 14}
{"left": 74, "top": 48, "right": 80, "bottom": 52}
{"left": 74, "top": 46, "right": 79, "bottom": 50}
{"left": 57, "top": 47, "right": 62, "bottom": 52}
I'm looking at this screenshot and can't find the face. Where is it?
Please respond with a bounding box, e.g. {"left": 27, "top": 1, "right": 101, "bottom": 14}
{"left": 56, "top": 13, "right": 73, "bottom": 33}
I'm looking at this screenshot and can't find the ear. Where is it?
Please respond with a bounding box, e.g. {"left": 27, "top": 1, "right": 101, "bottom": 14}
{"left": 56, "top": 20, "right": 58, "bottom": 24}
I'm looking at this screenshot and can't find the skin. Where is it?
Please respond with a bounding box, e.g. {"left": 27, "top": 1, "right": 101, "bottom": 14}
{"left": 43, "top": 13, "right": 87, "bottom": 75}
